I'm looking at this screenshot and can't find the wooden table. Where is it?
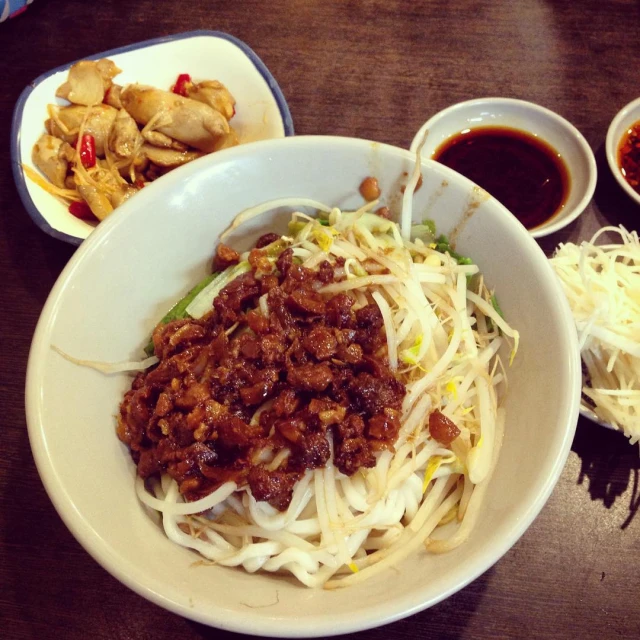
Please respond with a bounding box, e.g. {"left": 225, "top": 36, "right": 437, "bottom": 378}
{"left": 2, "top": 1, "right": 639, "bottom": 638}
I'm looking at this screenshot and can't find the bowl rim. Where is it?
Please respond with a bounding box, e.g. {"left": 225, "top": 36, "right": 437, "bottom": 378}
{"left": 25, "top": 134, "right": 581, "bottom": 637}
{"left": 579, "top": 405, "right": 617, "bottom": 431}
{"left": 10, "top": 29, "right": 295, "bottom": 246}
{"left": 605, "top": 96, "right": 640, "bottom": 206}
{"left": 410, "top": 96, "right": 598, "bottom": 238}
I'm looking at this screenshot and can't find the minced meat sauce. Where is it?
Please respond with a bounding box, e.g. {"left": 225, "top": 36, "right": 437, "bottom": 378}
{"left": 117, "top": 236, "right": 406, "bottom": 511}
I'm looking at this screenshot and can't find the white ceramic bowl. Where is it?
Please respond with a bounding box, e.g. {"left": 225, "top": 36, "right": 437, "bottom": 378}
{"left": 26, "top": 136, "right": 581, "bottom": 637}
{"left": 11, "top": 30, "right": 294, "bottom": 245}
{"left": 606, "top": 97, "right": 640, "bottom": 206}
{"left": 410, "top": 98, "right": 597, "bottom": 238}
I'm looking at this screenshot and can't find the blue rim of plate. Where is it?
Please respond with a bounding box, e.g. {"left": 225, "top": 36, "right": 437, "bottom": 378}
{"left": 10, "top": 29, "right": 295, "bottom": 246}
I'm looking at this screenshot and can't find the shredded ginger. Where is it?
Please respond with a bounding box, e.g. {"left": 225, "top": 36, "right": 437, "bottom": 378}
{"left": 550, "top": 226, "right": 640, "bottom": 443}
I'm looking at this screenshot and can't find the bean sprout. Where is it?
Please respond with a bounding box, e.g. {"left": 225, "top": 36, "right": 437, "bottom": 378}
{"left": 136, "top": 195, "right": 518, "bottom": 587}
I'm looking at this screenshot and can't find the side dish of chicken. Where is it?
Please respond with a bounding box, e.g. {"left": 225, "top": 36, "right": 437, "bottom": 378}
{"left": 30, "top": 59, "right": 238, "bottom": 223}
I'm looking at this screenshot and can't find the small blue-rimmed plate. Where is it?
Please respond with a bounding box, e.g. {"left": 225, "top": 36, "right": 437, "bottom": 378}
{"left": 11, "top": 30, "right": 295, "bottom": 245}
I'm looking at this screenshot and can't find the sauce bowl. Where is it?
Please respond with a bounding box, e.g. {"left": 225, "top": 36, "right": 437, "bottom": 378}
{"left": 606, "top": 96, "right": 640, "bottom": 206}
{"left": 410, "top": 98, "right": 597, "bottom": 238}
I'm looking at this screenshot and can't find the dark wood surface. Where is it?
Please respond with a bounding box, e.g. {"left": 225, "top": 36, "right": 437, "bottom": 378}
{"left": 2, "top": 1, "right": 639, "bottom": 638}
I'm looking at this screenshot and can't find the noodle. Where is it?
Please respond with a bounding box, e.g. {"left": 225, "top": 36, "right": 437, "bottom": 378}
{"left": 127, "top": 188, "right": 518, "bottom": 588}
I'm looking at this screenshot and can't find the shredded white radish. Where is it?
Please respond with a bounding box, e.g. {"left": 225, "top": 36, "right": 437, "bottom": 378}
{"left": 550, "top": 226, "right": 640, "bottom": 443}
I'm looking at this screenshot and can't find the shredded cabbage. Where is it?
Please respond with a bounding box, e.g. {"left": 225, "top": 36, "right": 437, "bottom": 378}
{"left": 550, "top": 226, "right": 640, "bottom": 444}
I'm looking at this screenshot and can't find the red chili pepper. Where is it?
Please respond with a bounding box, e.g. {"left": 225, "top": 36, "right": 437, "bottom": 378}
{"left": 79, "top": 134, "right": 96, "bottom": 168}
{"left": 172, "top": 73, "right": 191, "bottom": 97}
{"left": 68, "top": 201, "right": 95, "bottom": 220}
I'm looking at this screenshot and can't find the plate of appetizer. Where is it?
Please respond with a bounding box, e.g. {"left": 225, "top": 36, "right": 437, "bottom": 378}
{"left": 12, "top": 30, "right": 294, "bottom": 244}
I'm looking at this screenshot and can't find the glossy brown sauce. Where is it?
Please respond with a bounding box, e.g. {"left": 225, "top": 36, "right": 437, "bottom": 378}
{"left": 433, "top": 126, "right": 569, "bottom": 230}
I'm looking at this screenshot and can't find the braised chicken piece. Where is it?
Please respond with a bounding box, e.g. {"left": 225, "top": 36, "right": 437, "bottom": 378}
{"left": 104, "top": 84, "right": 123, "bottom": 109}
{"left": 119, "top": 156, "right": 149, "bottom": 181}
{"left": 140, "top": 144, "right": 204, "bottom": 168}
{"left": 213, "top": 127, "right": 240, "bottom": 151}
{"left": 77, "top": 183, "right": 114, "bottom": 220}
{"left": 31, "top": 134, "right": 73, "bottom": 188}
{"left": 46, "top": 104, "right": 118, "bottom": 156}
{"left": 109, "top": 185, "right": 138, "bottom": 208}
{"left": 108, "top": 109, "right": 142, "bottom": 159}
{"left": 120, "top": 84, "right": 230, "bottom": 152}
{"left": 55, "top": 59, "right": 121, "bottom": 106}
{"left": 186, "top": 80, "right": 236, "bottom": 120}
{"left": 142, "top": 130, "right": 188, "bottom": 151}
{"left": 29, "top": 60, "right": 238, "bottom": 224}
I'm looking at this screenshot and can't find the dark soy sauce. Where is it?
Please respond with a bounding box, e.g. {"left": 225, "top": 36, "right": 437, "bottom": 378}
{"left": 433, "top": 127, "right": 570, "bottom": 230}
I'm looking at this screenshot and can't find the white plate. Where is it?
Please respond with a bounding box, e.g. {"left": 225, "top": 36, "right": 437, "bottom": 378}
{"left": 11, "top": 30, "right": 294, "bottom": 245}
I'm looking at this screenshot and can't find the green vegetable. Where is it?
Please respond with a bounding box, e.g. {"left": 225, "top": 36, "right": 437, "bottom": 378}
{"left": 162, "top": 272, "right": 220, "bottom": 324}
{"left": 143, "top": 236, "right": 290, "bottom": 357}
{"left": 143, "top": 271, "right": 218, "bottom": 356}
{"left": 423, "top": 219, "right": 437, "bottom": 236}
{"left": 411, "top": 225, "right": 434, "bottom": 242}
{"left": 288, "top": 220, "right": 307, "bottom": 235}
{"left": 490, "top": 294, "right": 505, "bottom": 319}
{"left": 411, "top": 218, "right": 437, "bottom": 242}
{"left": 484, "top": 294, "right": 505, "bottom": 335}
{"left": 263, "top": 238, "right": 289, "bottom": 257}
{"left": 288, "top": 218, "right": 329, "bottom": 235}
{"left": 185, "top": 261, "right": 251, "bottom": 320}
{"left": 435, "top": 234, "right": 472, "bottom": 266}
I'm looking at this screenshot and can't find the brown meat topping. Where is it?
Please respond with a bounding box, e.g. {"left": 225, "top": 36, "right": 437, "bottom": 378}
{"left": 375, "top": 206, "right": 392, "bottom": 219}
{"left": 255, "top": 232, "right": 280, "bottom": 248}
{"left": 212, "top": 243, "right": 240, "bottom": 271}
{"left": 118, "top": 242, "right": 406, "bottom": 511}
{"left": 248, "top": 467, "right": 301, "bottom": 511}
{"left": 429, "top": 409, "right": 461, "bottom": 445}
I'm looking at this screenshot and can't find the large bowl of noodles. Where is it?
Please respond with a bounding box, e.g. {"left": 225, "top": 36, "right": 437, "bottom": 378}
{"left": 25, "top": 135, "right": 581, "bottom": 637}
